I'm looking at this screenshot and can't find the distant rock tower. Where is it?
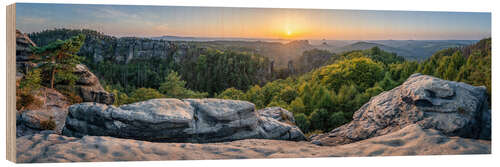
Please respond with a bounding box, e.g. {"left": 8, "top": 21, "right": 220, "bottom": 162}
{"left": 269, "top": 60, "right": 274, "bottom": 76}
{"left": 288, "top": 60, "right": 295, "bottom": 75}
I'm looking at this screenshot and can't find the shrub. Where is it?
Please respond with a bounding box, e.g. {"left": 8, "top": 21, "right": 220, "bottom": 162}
{"left": 129, "top": 88, "right": 165, "bottom": 103}
{"left": 309, "top": 108, "right": 329, "bottom": 131}
{"left": 40, "top": 116, "right": 56, "bottom": 130}
{"left": 279, "top": 86, "right": 298, "bottom": 103}
{"left": 289, "top": 97, "right": 306, "bottom": 114}
{"left": 55, "top": 85, "right": 82, "bottom": 104}
{"left": 217, "top": 87, "right": 244, "bottom": 100}
{"left": 305, "top": 129, "right": 323, "bottom": 139}
{"left": 16, "top": 89, "right": 43, "bottom": 111}
{"left": 328, "top": 112, "right": 349, "bottom": 129}
{"left": 266, "top": 96, "right": 289, "bottom": 109}
{"left": 19, "top": 69, "right": 42, "bottom": 91}
{"left": 294, "top": 113, "right": 310, "bottom": 133}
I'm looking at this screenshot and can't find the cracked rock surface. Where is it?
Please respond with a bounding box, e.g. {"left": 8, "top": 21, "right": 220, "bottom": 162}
{"left": 17, "top": 124, "right": 490, "bottom": 163}
{"left": 62, "top": 98, "right": 306, "bottom": 142}
{"left": 311, "top": 73, "right": 491, "bottom": 146}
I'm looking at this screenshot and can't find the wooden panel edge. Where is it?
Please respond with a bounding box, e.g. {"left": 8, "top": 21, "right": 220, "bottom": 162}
{"left": 6, "top": 3, "right": 17, "bottom": 163}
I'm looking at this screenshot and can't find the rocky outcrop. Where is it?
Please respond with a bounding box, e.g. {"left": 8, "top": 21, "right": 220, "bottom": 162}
{"left": 16, "top": 88, "right": 70, "bottom": 137}
{"left": 256, "top": 107, "right": 305, "bottom": 140}
{"left": 29, "top": 29, "right": 180, "bottom": 64}
{"left": 62, "top": 98, "right": 306, "bottom": 142}
{"left": 73, "top": 64, "right": 114, "bottom": 105}
{"left": 15, "top": 30, "right": 114, "bottom": 137}
{"left": 16, "top": 29, "right": 114, "bottom": 105}
{"left": 311, "top": 73, "right": 491, "bottom": 146}
{"left": 16, "top": 29, "right": 37, "bottom": 73}
{"left": 17, "top": 124, "right": 490, "bottom": 162}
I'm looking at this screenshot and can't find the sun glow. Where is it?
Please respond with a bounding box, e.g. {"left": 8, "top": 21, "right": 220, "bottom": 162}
{"left": 284, "top": 25, "right": 295, "bottom": 38}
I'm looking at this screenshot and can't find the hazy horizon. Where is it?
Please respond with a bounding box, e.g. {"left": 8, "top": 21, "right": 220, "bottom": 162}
{"left": 16, "top": 3, "right": 491, "bottom": 40}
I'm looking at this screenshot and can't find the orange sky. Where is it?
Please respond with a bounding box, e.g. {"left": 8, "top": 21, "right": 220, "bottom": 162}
{"left": 16, "top": 4, "right": 491, "bottom": 40}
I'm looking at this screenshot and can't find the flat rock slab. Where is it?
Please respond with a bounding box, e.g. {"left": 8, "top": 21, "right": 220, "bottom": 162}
{"left": 63, "top": 98, "right": 306, "bottom": 142}
{"left": 17, "top": 124, "right": 490, "bottom": 163}
{"left": 311, "top": 73, "right": 491, "bottom": 146}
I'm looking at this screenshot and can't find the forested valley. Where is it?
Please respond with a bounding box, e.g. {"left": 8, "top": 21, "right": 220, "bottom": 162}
{"left": 24, "top": 29, "right": 491, "bottom": 136}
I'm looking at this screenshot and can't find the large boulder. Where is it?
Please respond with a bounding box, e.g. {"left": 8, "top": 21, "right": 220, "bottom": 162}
{"left": 257, "top": 107, "right": 305, "bottom": 140}
{"left": 62, "top": 98, "right": 306, "bottom": 142}
{"left": 16, "top": 88, "right": 70, "bottom": 137}
{"left": 311, "top": 73, "right": 491, "bottom": 146}
{"left": 73, "top": 64, "right": 114, "bottom": 105}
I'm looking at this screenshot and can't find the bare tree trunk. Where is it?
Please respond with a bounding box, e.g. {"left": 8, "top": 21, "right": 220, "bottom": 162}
{"left": 50, "top": 68, "right": 55, "bottom": 89}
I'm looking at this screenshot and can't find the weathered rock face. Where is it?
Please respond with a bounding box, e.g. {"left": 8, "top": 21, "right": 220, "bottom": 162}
{"left": 256, "top": 107, "right": 305, "bottom": 140}
{"left": 16, "top": 29, "right": 37, "bottom": 73}
{"left": 311, "top": 73, "right": 491, "bottom": 146}
{"left": 17, "top": 124, "right": 490, "bottom": 163}
{"left": 258, "top": 107, "right": 296, "bottom": 123}
{"left": 62, "top": 98, "right": 306, "bottom": 142}
{"left": 30, "top": 31, "right": 180, "bottom": 64}
{"left": 84, "top": 37, "right": 179, "bottom": 64}
{"left": 17, "top": 88, "right": 70, "bottom": 137}
{"left": 73, "top": 64, "right": 114, "bottom": 105}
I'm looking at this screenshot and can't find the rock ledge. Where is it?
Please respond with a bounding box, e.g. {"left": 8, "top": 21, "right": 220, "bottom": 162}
{"left": 62, "top": 98, "right": 306, "bottom": 142}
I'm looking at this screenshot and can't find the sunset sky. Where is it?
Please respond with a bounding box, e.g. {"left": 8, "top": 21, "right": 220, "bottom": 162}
{"left": 16, "top": 3, "right": 491, "bottom": 40}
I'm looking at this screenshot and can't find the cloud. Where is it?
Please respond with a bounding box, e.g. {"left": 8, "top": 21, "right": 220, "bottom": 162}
{"left": 152, "top": 24, "right": 169, "bottom": 33}
{"left": 18, "top": 17, "right": 48, "bottom": 25}
{"left": 87, "top": 6, "right": 140, "bottom": 20}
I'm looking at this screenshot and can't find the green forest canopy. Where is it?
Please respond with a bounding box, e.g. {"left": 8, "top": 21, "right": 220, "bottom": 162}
{"left": 216, "top": 39, "right": 491, "bottom": 134}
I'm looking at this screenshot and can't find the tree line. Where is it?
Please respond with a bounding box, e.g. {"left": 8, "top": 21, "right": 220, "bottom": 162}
{"left": 216, "top": 39, "right": 491, "bottom": 135}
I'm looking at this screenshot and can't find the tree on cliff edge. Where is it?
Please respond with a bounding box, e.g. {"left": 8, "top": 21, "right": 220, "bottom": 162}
{"left": 32, "top": 34, "right": 85, "bottom": 89}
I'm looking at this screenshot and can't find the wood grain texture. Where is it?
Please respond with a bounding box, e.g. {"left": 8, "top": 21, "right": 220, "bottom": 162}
{"left": 6, "top": 3, "right": 17, "bottom": 163}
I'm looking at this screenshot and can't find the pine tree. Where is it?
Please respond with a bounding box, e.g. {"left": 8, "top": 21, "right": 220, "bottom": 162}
{"left": 159, "top": 71, "right": 188, "bottom": 97}
{"left": 32, "top": 34, "right": 85, "bottom": 88}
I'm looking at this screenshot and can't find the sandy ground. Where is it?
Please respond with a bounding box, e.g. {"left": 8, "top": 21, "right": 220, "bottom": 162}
{"left": 16, "top": 124, "right": 490, "bottom": 163}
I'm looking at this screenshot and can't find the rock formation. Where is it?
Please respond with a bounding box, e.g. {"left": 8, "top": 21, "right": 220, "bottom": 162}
{"left": 16, "top": 88, "right": 70, "bottom": 137}
{"left": 17, "top": 124, "right": 490, "bottom": 162}
{"left": 311, "top": 73, "right": 491, "bottom": 146}
{"left": 73, "top": 64, "right": 114, "bottom": 105}
{"left": 16, "top": 29, "right": 37, "bottom": 74}
{"left": 15, "top": 29, "right": 114, "bottom": 105}
{"left": 62, "top": 98, "right": 306, "bottom": 142}
{"left": 16, "top": 29, "right": 115, "bottom": 137}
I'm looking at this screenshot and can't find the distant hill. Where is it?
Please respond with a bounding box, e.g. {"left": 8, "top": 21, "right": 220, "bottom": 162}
{"left": 152, "top": 35, "right": 475, "bottom": 61}
{"left": 152, "top": 35, "right": 290, "bottom": 43}
{"left": 332, "top": 41, "right": 414, "bottom": 59}
{"left": 325, "top": 40, "right": 476, "bottom": 60}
